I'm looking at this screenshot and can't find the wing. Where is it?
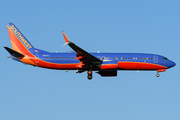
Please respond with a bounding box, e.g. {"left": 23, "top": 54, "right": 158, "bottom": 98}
{"left": 62, "top": 32, "right": 102, "bottom": 66}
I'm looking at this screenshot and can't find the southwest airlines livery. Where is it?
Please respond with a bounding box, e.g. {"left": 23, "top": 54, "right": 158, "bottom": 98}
{"left": 4, "top": 23, "right": 176, "bottom": 80}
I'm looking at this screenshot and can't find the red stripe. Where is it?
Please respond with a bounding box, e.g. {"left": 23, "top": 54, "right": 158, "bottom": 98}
{"left": 101, "top": 64, "right": 117, "bottom": 70}
{"left": 118, "top": 62, "right": 167, "bottom": 70}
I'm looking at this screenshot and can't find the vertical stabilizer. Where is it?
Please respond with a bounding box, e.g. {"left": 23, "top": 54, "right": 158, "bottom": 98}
{"left": 6, "top": 23, "right": 35, "bottom": 54}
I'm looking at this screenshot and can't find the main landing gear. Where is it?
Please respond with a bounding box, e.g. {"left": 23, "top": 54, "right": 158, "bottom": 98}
{"left": 87, "top": 70, "right": 92, "bottom": 80}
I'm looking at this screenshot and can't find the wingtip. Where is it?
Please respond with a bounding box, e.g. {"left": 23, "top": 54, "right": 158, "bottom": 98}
{"left": 62, "top": 31, "right": 70, "bottom": 43}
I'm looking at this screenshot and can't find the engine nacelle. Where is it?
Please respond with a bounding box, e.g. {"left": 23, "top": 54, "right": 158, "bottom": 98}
{"left": 97, "top": 70, "right": 117, "bottom": 77}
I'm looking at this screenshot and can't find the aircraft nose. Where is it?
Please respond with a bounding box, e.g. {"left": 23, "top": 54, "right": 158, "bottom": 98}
{"left": 169, "top": 60, "right": 176, "bottom": 68}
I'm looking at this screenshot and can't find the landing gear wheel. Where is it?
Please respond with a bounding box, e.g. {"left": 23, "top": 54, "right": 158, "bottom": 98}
{"left": 88, "top": 74, "right": 92, "bottom": 80}
{"left": 87, "top": 70, "right": 92, "bottom": 80}
{"left": 156, "top": 73, "right": 160, "bottom": 77}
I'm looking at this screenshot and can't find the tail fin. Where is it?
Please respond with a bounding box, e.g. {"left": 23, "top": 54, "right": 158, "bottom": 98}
{"left": 6, "top": 23, "right": 35, "bottom": 54}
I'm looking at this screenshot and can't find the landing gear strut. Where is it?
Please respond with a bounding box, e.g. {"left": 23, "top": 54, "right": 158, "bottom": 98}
{"left": 87, "top": 70, "right": 92, "bottom": 80}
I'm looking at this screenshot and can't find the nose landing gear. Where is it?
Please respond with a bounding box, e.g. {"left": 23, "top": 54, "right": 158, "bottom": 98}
{"left": 156, "top": 72, "right": 160, "bottom": 77}
{"left": 156, "top": 69, "right": 166, "bottom": 77}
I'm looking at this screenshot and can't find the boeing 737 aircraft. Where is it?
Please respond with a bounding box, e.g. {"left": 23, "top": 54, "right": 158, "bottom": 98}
{"left": 4, "top": 23, "right": 176, "bottom": 80}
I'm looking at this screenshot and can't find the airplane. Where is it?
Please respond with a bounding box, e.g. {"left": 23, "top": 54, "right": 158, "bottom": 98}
{"left": 4, "top": 23, "right": 176, "bottom": 80}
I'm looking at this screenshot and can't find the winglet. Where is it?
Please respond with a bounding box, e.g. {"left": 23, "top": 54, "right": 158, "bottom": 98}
{"left": 62, "top": 32, "right": 71, "bottom": 46}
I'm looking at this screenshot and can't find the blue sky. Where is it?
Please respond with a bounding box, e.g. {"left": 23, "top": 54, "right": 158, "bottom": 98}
{"left": 0, "top": 0, "right": 179, "bottom": 120}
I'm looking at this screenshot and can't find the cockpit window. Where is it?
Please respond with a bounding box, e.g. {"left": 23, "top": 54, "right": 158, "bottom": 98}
{"left": 162, "top": 57, "right": 168, "bottom": 60}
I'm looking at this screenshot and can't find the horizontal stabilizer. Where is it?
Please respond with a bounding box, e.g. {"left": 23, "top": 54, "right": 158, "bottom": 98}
{"left": 4, "top": 46, "right": 24, "bottom": 58}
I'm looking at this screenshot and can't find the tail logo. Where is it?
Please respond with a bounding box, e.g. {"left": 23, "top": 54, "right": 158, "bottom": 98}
{"left": 9, "top": 25, "right": 32, "bottom": 49}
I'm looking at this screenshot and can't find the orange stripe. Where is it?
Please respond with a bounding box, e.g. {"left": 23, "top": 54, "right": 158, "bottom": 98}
{"left": 10, "top": 39, "right": 23, "bottom": 54}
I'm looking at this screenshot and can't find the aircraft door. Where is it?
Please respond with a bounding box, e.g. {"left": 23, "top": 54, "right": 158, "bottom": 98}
{"left": 35, "top": 53, "right": 39, "bottom": 63}
{"left": 154, "top": 55, "right": 158, "bottom": 63}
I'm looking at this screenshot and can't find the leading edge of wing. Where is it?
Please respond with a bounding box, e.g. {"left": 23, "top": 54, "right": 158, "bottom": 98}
{"left": 62, "top": 32, "right": 102, "bottom": 65}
